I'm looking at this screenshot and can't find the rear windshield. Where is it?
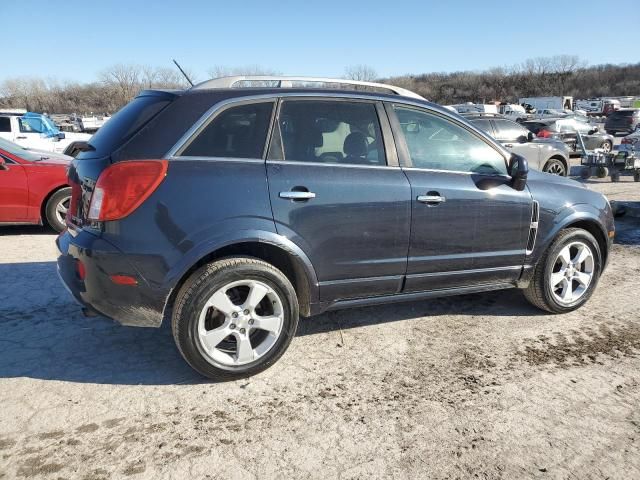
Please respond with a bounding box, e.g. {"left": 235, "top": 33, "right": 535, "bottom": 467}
{"left": 77, "top": 93, "right": 173, "bottom": 160}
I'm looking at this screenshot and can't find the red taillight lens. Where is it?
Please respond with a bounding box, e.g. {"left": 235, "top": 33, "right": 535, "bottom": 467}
{"left": 110, "top": 274, "right": 138, "bottom": 286}
{"left": 537, "top": 129, "right": 552, "bottom": 138}
{"left": 68, "top": 180, "right": 81, "bottom": 225}
{"left": 76, "top": 260, "right": 86, "bottom": 280}
{"left": 88, "top": 160, "right": 168, "bottom": 221}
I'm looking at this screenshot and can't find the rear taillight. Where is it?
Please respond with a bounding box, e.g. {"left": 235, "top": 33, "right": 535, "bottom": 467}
{"left": 87, "top": 160, "right": 168, "bottom": 221}
{"left": 68, "top": 180, "right": 81, "bottom": 225}
{"left": 537, "top": 129, "right": 552, "bottom": 138}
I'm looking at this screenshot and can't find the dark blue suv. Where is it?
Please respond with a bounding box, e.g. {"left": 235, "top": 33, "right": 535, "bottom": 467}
{"left": 57, "top": 76, "right": 614, "bottom": 380}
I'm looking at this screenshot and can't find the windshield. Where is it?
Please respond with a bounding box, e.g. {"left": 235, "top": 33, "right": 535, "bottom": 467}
{"left": 0, "top": 137, "right": 47, "bottom": 161}
{"left": 19, "top": 113, "right": 60, "bottom": 137}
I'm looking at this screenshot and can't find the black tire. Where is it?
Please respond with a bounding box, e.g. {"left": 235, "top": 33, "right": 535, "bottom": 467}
{"left": 172, "top": 257, "right": 299, "bottom": 380}
{"left": 44, "top": 187, "right": 71, "bottom": 232}
{"left": 523, "top": 228, "right": 602, "bottom": 314}
{"left": 543, "top": 158, "right": 567, "bottom": 176}
{"left": 611, "top": 171, "right": 620, "bottom": 182}
{"left": 596, "top": 166, "right": 608, "bottom": 178}
{"left": 579, "top": 167, "right": 592, "bottom": 180}
{"left": 634, "top": 171, "right": 640, "bottom": 183}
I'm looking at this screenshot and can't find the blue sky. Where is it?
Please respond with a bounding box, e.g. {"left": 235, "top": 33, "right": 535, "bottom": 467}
{"left": 1, "top": 0, "right": 637, "bottom": 83}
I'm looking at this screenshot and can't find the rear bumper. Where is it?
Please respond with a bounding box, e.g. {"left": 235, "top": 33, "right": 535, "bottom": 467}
{"left": 56, "top": 230, "right": 169, "bottom": 327}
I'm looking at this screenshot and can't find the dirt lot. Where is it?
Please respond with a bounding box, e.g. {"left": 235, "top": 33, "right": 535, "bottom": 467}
{"left": 1, "top": 170, "right": 639, "bottom": 479}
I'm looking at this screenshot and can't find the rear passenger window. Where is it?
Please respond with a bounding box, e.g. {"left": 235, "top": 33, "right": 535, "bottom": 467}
{"left": 0, "top": 117, "right": 10, "bottom": 132}
{"left": 272, "top": 100, "right": 386, "bottom": 166}
{"left": 181, "top": 102, "right": 274, "bottom": 159}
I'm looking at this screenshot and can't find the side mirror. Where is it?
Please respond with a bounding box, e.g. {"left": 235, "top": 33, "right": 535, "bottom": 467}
{"left": 588, "top": 128, "right": 598, "bottom": 135}
{"left": 0, "top": 157, "right": 7, "bottom": 171}
{"left": 509, "top": 154, "right": 528, "bottom": 191}
{"left": 517, "top": 134, "right": 528, "bottom": 143}
{"left": 58, "top": 132, "right": 66, "bottom": 140}
{"left": 528, "top": 131, "right": 535, "bottom": 141}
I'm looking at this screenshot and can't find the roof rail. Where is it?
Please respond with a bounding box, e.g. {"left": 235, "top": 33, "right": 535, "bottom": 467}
{"left": 191, "top": 75, "right": 425, "bottom": 100}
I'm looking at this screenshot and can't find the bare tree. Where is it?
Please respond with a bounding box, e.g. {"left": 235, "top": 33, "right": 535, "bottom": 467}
{"left": 207, "top": 65, "right": 280, "bottom": 78}
{"left": 344, "top": 65, "right": 378, "bottom": 82}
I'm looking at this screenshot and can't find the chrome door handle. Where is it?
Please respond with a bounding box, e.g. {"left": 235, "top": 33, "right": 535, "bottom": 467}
{"left": 504, "top": 143, "right": 514, "bottom": 148}
{"left": 417, "top": 195, "right": 445, "bottom": 204}
{"left": 279, "top": 191, "right": 316, "bottom": 200}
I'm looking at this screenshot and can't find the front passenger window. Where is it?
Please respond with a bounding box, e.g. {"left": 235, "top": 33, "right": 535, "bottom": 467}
{"left": 394, "top": 106, "right": 507, "bottom": 175}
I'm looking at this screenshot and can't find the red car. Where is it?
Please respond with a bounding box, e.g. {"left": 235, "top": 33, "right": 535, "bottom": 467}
{"left": 0, "top": 137, "right": 71, "bottom": 232}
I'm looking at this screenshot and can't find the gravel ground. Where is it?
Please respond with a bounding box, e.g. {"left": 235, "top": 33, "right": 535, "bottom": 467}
{"left": 0, "top": 174, "right": 639, "bottom": 479}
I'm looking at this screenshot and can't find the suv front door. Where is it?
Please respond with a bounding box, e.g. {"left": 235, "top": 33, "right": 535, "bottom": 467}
{"left": 387, "top": 104, "right": 532, "bottom": 292}
{"left": 266, "top": 98, "right": 411, "bottom": 302}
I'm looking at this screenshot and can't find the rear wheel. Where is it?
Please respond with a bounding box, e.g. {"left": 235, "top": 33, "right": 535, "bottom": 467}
{"left": 543, "top": 158, "right": 567, "bottom": 176}
{"left": 524, "top": 228, "right": 601, "bottom": 313}
{"left": 172, "top": 257, "right": 299, "bottom": 380}
{"left": 634, "top": 171, "right": 640, "bottom": 182}
{"left": 44, "top": 187, "right": 71, "bottom": 232}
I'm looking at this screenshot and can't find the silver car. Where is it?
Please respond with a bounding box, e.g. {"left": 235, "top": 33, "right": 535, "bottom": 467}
{"left": 466, "top": 115, "right": 571, "bottom": 176}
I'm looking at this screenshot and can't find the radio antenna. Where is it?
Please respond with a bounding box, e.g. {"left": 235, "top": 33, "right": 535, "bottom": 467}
{"left": 172, "top": 59, "right": 194, "bottom": 87}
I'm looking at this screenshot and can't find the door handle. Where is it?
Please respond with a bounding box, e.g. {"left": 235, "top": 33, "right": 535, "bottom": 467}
{"left": 279, "top": 191, "right": 316, "bottom": 200}
{"left": 417, "top": 194, "right": 446, "bottom": 204}
{"left": 16, "top": 136, "right": 27, "bottom": 140}
{"left": 504, "top": 143, "right": 514, "bottom": 148}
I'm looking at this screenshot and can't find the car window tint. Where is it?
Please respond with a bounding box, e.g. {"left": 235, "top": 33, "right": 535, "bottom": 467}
{"left": 0, "top": 117, "right": 10, "bottom": 132}
{"left": 469, "top": 119, "right": 493, "bottom": 136}
{"left": 181, "top": 102, "right": 274, "bottom": 159}
{"left": 493, "top": 119, "right": 528, "bottom": 141}
{"left": 277, "top": 100, "right": 386, "bottom": 166}
{"left": 394, "top": 106, "right": 507, "bottom": 175}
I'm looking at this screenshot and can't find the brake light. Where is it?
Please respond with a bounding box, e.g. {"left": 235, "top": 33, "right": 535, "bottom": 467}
{"left": 537, "top": 129, "right": 552, "bottom": 138}
{"left": 87, "top": 160, "right": 168, "bottom": 221}
{"left": 68, "top": 180, "right": 81, "bottom": 225}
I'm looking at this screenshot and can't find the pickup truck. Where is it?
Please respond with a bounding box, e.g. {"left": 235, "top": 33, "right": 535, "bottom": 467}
{"left": 0, "top": 111, "right": 92, "bottom": 154}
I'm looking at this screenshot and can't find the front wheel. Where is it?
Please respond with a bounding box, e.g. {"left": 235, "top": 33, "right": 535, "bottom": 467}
{"left": 172, "top": 257, "right": 299, "bottom": 380}
{"left": 44, "top": 187, "right": 71, "bottom": 232}
{"left": 524, "top": 228, "right": 602, "bottom": 313}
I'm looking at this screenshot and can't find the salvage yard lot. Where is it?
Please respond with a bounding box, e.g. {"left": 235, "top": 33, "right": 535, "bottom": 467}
{"left": 1, "top": 171, "right": 639, "bottom": 479}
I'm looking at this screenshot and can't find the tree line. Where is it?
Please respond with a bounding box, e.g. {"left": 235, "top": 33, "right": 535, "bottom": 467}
{"left": 0, "top": 56, "right": 639, "bottom": 114}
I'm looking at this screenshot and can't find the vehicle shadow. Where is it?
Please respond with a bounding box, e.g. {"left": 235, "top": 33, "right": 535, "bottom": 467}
{"left": 0, "top": 225, "right": 57, "bottom": 236}
{"left": 0, "top": 260, "right": 543, "bottom": 386}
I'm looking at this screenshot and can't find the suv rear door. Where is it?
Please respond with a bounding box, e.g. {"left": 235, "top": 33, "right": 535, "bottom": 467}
{"left": 266, "top": 98, "right": 411, "bottom": 302}
{"left": 387, "top": 104, "right": 532, "bottom": 292}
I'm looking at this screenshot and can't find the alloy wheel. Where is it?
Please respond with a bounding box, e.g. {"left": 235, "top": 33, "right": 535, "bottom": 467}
{"left": 546, "top": 162, "right": 566, "bottom": 176}
{"left": 197, "top": 279, "right": 284, "bottom": 367}
{"left": 55, "top": 196, "right": 70, "bottom": 225}
{"left": 549, "top": 241, "right": 594, "bottom": 305}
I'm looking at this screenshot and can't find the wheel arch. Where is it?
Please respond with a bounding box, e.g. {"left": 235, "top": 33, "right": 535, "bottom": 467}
{"left": 163, "top": 235, "right": 319, "bottom": 322}
{"left": 39, "top": 184, "right": 70, "bottom": 223}
{"left": 543, "top": 155, "right": 569, "bottom": 176}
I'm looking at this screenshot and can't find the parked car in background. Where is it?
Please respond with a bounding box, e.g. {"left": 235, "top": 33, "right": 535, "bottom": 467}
{"left": 464, "top": 114, "right": 571, "bottom": 176}
{"left": 498, "top": 103, "right": 528, "bottom": 122}
{"left": 57, "top": 76, "right": 614, "bottom": 380}
{"left": 519, "top": 96, "right": 573, "bottom": 112}
{"left": 620, "top": 129, "right": 640, "bottom": 151}
{"left": 605, "top": 109, "right": 640, "bottom": 135}
{"left": 0, "top": 110, "right": 92, "bottom": 154}
{"left": 522, "top": 117, "right": 614, "bottom": 154}
{"left": 0, "top": 137, "right": 71, "bottom": 232}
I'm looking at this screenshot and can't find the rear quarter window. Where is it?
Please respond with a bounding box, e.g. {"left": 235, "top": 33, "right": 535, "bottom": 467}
{"left": 178, "top": 102, "right": 274, "bottom": 159}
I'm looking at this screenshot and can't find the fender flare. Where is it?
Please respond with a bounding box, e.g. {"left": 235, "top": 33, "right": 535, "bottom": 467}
{"left": 163, "top": 229, "right": 320, "bottom": 304}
